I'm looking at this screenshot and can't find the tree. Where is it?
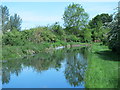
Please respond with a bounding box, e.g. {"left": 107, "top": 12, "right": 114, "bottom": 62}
{"left": 0, "top": 5, "right": 9, "bottom": 33}
{"left": 8, "top": 14, "right": 22, "bottom": 31}
{"left": 89, "top": 13, "right": 112, "bottom": 41}
{"left": 89, "top": 13, "right": 112, "bottom": 29}
{"left": 1, "top": 6, "right": 22, "bottom": 33}
{"left": 108, "top": 5, "right": 120, "bottom": 53}
{"left": 63, "top": 3, "right": 89, "bottom": 35}
{"left": 83, "top": 28, "right": 92, "bottom": 43}
{"left": 49, "top": 22, "right": 65, "bottom": 36}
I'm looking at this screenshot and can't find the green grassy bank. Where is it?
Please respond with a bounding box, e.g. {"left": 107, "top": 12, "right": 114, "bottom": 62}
{"left": 2, "top": 41, "right": 90, "bottom": 60}
{"left": 85, "top": 43, "right": 120, "bottom": 88}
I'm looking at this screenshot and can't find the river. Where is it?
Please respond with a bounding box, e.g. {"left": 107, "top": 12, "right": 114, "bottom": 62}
{"left": 2, "top": 46, "right": 119, "bottom": 88}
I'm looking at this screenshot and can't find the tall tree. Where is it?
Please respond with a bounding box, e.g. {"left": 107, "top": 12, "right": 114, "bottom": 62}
{"left": 0, "top": 6, "right": 2, "bottom": 31}
{"left": 8, "top": 14, "right": 22, "bottom": 31}
{"left": 108, "top": 3, "right": 120, "bottom": 53}
{"left": 63, "top": 3, "right": 89, "bottom": 35}
{"left": 0, "top": 5, "right": 9, "bottom": 32}
{"left": 1, "top": 6, "right": 22, "bottom": 33}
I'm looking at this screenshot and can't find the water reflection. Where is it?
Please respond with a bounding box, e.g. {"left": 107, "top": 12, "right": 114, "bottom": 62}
{"left": 65, "top": 52, "right": 87, "bottom": 87}
{"left": 2, "top": 47, "right": 88, "bottom": 88}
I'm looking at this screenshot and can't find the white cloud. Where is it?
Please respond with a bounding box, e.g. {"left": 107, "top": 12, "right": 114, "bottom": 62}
{"left": 2, "top": 0, "right": 119, "bottom": 2}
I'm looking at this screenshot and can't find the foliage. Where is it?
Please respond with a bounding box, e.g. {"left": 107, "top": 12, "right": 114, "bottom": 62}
{"left": 63, "top": 3, "right": 89, "bottom": 35}
{"left": 108, "top": 10, "right": 120, "bottom": 53}
{"left": 89, "top": 13, "right": 112, "bottom": 41}
{"left": 49, "top": 22, "right": 66, "bottom": 41}
{"left": 8, "top": 14, "right": 22, "bottom": 31}
{"left": 1, "top": 5, "right": 9, "bottom": 33}
{"left": 49, "top": 22, "right": 65, "bottom": 36}
{"left": 2, "top": 26, "right": 58, "bottom": 46}
{"left": 31, "top": 27, "right": 57, "bottom": 43}
{"left": 65, "top": 35, "right": 80, "bottom": 42}
{"left": 82, "top": 28, "right": 92, "bottom": 43}
{"left": 2, "top": 29, "right": 25, "bottom": 46}
{"left": 89, "top": 13, "right": 112, "bottom": 28}
{"left": 1, "top": 5, "right": 22, "bottom": 33}
{"left": 2, "top": 42, "right": 50, "bottom": 59}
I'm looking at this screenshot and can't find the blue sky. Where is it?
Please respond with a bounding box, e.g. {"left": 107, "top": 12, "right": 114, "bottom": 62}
{"left": 2, "top": 1, "right": 118, "bottom": 30}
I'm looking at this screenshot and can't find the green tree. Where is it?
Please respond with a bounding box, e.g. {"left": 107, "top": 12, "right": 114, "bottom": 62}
{"left": 89, "top": 13, "right": 112, "bottom": 41}
{"left": 49, "top": 22, "right": 65, "bottom": 36}
{"left": 1, "top": 6, "right": 22, "bottom": 33}
{"left": 49, "top": 22, "right": 66, "bottom": 41}
{"left": 8, "top": 14, "right": 22, "bottom": 31}
{"left": 0, "top": 5, "right": 9, "bottom": 33}
{"left": 108, "top": 6, "right": 120, "bottom": 53}
{"left": 83, "top": 28, "right": 92, "bottom": 43}
{"left": 63, "top": 3, "right": 89, "bottom": 35}
{"left": 89, "top": 13, "right": 112, "bottom": 29}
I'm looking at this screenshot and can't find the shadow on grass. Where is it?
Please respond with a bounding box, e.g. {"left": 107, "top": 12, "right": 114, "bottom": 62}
{"left": 117, "top": 77, "right": 120, "bottom": 88}
{"left": 96, "top": 50, "right": 120, "bottom": 61}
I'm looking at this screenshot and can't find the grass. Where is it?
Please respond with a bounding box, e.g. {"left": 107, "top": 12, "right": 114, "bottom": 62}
{"left": 2, "top": 41, "right": 89, "bottom": 60}
{"left": 84, "top": 43, "right": 120, "bottom": 88}
{"left": 2, "top": 42, "right": 50, "bottom": 60}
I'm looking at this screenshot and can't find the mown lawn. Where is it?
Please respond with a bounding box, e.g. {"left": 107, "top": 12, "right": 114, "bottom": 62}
{"left": 85, "top": 43, "right": 120, "bottom": 88}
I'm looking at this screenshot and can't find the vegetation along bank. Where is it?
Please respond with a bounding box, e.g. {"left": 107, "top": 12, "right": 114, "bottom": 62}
{"left": 1, "top": 3, "right": 120, "bottom": 60}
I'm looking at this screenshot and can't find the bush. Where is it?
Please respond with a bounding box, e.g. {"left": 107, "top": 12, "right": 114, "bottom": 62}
{"left": 2, "top": 30, "right": 25, "bottom": 46}
{"left": 66, "top": 35, "right": 80, "bottom": 42}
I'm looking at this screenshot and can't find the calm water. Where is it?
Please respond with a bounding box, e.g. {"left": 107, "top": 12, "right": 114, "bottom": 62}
{"left": 2, "top": 47, "right": 88, "bottom": 88}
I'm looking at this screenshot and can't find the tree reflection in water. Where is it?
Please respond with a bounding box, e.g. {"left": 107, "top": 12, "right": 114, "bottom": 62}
{"left": 64, "top": 48, "right": 87, "bottom": 87}
{"left": 2, "top": 50, "right": 65, "bottom": 84}
{"left": 2, "top": 47, "right": 89, "bottom": 87}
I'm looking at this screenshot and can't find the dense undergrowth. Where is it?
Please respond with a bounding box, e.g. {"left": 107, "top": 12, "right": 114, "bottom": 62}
{"left": 2, "top": 26, "right": 92, "bottom": 60}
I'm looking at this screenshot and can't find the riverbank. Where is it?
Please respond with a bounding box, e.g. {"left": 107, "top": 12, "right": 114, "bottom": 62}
{"left": 84, "top": 43, "right": 120, "bottom": 88}
{"left": 2, "top": 42, "right": 91, "bottom": 60}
